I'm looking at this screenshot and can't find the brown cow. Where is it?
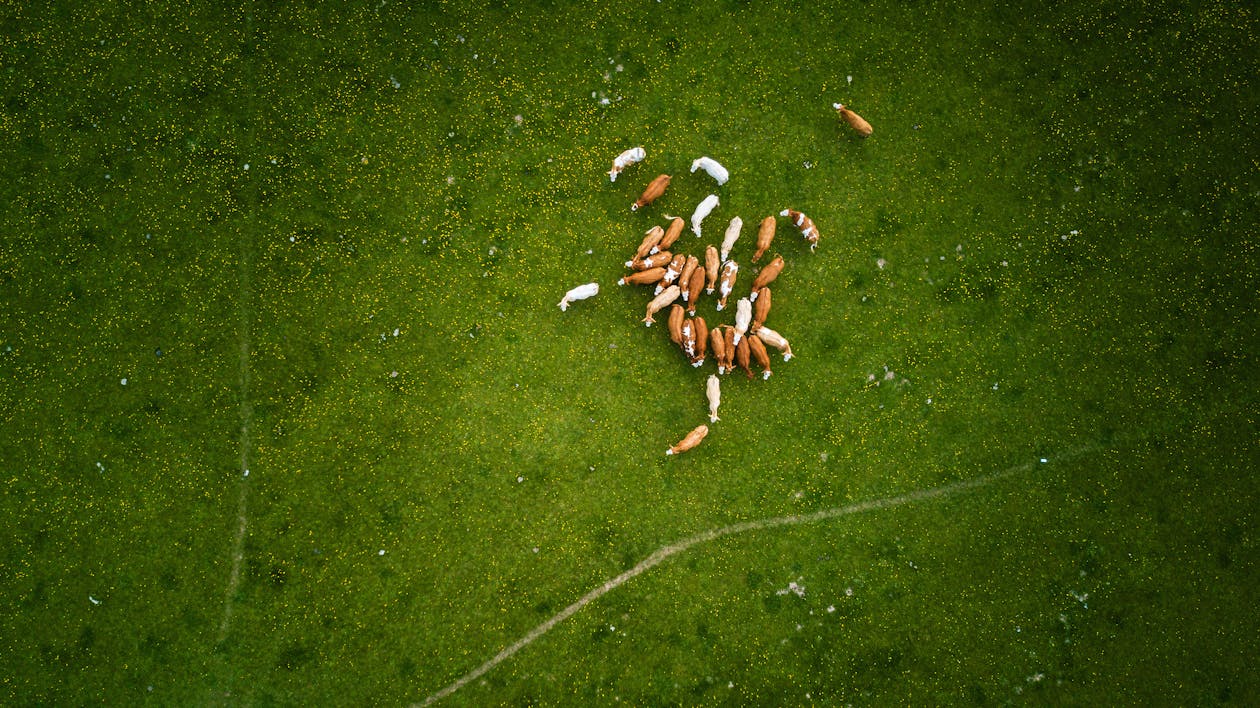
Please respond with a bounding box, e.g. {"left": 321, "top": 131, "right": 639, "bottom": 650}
{"left": 780, "top": 209, "right": 820, "bottom": 252}
{"left": 750, "top": 256, "right": 783, "bottom": 297}
{"left": 709, "top": 327, "right": 727, "bottom": 375}
{"left": 665, "top": 424, "right": 709, "bottom": 456}
{"left": 632, "top": 174, "right": 671, "bottom": 211}
{"left": 667, "top": 304, "right": 686, "bottom": 345}
{"left": 753, "top": 216, "right": 776, "bottom": 263}
{"left": 690, "top": 317, "right": 708, "bottom": 367}
{"left": 685, "top": 266, "right": 704, "bottom": 315}
{"left": 723, "top": 326, "right": 737, "bottom": 374}
{"left": 618, "top": 267, "right": 667, "bottom": 286}
{"left": 704, "top": 245, "right": 720, "bottom": 294}
{"left": 716, "top": 260, "right": 739, "bottom": 311}
{"left": 755, "top": 325, "right": 794, "bottom": 360}
{"left": 678, "top": 255, "right": 700, "bottom": 301}
{"left": 656, "top": 215, "right": 686, "bottom": 254}
{"left": 833, "top": 103, "right": 873, "bottom": 137}
{"left": 634, "top": 226, "right": 664, "bottom": 260}
{"left": 751, "top": 287, "right": 772, "bottom": 332}
{"left": 747, "top": 334, "right": 773, "bottom": 379}
{"left": 627, "top": 250, "right": 673, "bottom": 270}
{"left": 734, "top": 335, "right": 753, "bottom": 379}
{"left": 643, "top": 285, "right": 680, "bottom": 326}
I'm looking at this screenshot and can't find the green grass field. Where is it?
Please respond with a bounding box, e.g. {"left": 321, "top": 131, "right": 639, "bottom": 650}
{"left": 2, "top": 0, "right": 1256, "bottom": 704}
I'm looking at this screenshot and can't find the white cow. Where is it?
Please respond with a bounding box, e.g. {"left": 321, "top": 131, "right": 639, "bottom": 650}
{"left": 720, "top": 216, "right": 743, "bottom": 262}
{"left": 706, "top": 375, "right": 722, "bottom": 422}
{"left": 691, "top": 194, "right": 720, "bottom": 238}
{"left": 690, "top": 156, "right": 730, "bottom": 185}
{"left": 732, "top": 298, "right": 752, "bottom": 346}
{"left": 608, "top": 147, "right": 645, "bottom": 182}
{"left": 558, "top": 282, "right": 599, "bottom": 311}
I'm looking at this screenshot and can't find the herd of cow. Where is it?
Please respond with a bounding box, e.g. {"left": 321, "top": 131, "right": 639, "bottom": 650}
{"left": 558, "top": 105, "right": 871, "bottom": 456}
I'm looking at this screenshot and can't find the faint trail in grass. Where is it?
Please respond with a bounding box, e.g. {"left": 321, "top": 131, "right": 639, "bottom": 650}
{"left": 217, "top": 228, "right": 254, "bottom": 645}
{"left": 417, "top": 446, "right": 1098, "bottom": 706}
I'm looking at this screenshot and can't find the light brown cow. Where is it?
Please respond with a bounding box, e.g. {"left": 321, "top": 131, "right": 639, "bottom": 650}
{"left": 657, "top": 253, "right": 688, "bottom": 294}
{"left": 716, "top": 260, "right": 739, "bottom": 311}
{"left": 751, "top": 287, "right": 772, "bottom": 332}
{"left": 720, "top": 216, "right": 743, "bottom": 262}
{"left": 755, "top": 325, "right": 794, "bottom": 360}
{"left": 833, "top": 103, "right": 873, "bottom": 138}
{"left": 632, "top": 174, "right": 671, "bottom": 211}
{"left": 747, "top": 334, "right": 773, "bottom": 380}
{"left": 665, "top": 424, "right": 709, "bottom": 456}
{"left": 685, "top": 266, "right": 704, "bottom": 315}
{"left": 643, "top": 284, "right": 680, "bottom": 326}
{"left": 753, "top": 216, "right": 776, "bottom": 263}
{"left": 780, "top": 209, "right": 820, "bottom": 252}
{"left": 709, "top": 327, "right": 727, "bottom": 375}
{"left": 704, "top": 245, "right": 720, "bottom": 294}
{"left": 733, "top": 297, "right": 752, "bottom": 347}
{"left": 656, "top": 215, "right": 686, "bottom": 254}
{"left": 691, "top": 317, "right": 708, "bottom": 367}
{"left": 750, "top": 256, "right": 784, "bottom": 297}
{"left": 667, "top": 304, "right": 686, "bottom": 345}
{"left": 723, "top": 326, "right": 737, "bottom": 374}
{"left": 618, "top": 267, "right": 667, "bottom": 286}
{"left": 627, "top": 251, "right": 673, "bottom": 270}
{"left": 734, "top": 335, "right": 753, "bottom": 379}
{"left": 678, "top": 255, "right": 700, "bottom": 301}
{"left": 634, "top": 226, "right": 664, "bottom": 261}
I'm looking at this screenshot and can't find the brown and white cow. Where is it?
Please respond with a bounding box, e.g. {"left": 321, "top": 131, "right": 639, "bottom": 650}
{"left": 643, "top": 284, "right": 680, "bottom": 326}
{"left": 747, "top": 334, "right": 773, "bottom": 379}
{"left": 655, "top": 215, "right": 686, "bottom": 254}
{"left": 690, "top": 316, "right": 708, "bottom": 367}
{"left": 704, "top": 245, "right": 720, "bottom": 294}
{"left": 833, "top": 103, "right": 873, "bottom": 138}
{"left": 753, "top": 216, "right": 776, "bottom": 263}
{"left": 656, "top": 253, "right": 688, "bottom": 294}
{"left": 618, "top": 267, "right": 667, "bottom": 286}
{"left": 632, "top": 174, "right": 671, "bottom": 211}
{"left": 749, "top": 256, "right": 783, "bottom": 297}
{"left": 608, "top": 146, "right": 646, "bottom": 182}
{"left": 680, "top": 318, "right": 696, "bottom": 358}
{"left": 716, "top": 260, "right": 739, "bottom": 311}
{"left": 665, "top": 424, "right": 709, "bottom": 455}
{"left": 755, "top": 325, "right": 794, "bottom": 360}
{"left": 779, "top": 209, "right": 820, "bottom": 252}
{"left": 751, "top": 287, "right": 772, "bottom": 332}
{"left": 627, "top": 250, "right": 673, "bottom": 270}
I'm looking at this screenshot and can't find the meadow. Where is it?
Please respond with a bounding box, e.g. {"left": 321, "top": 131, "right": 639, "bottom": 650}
{"left": 1, "top": 0, "right": 1256, "bottom": 704}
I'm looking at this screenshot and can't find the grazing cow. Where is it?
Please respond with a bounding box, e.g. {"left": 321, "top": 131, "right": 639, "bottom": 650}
{"left": 709, "top": 327, "right": 727, "bottom": 374}
{"left": 747, "top": 334, "right": 773, "bottom": 379}
{"left": 723, "top": 326, "right": 737, "bottom": 374}
{"left": 685, "top": 268, "right": 704, "bottom": 315}
{"left": 716, "top": 260, "right": 739, "bottom": 310}
{"left": 618, "top": 267, "right": 667, "bottom": 286}
{"left": 557, "top": 282, "right": 599, "bottom": 311}
{"left": 632, "top": 174, "right": 671, "bottom": 211}
{"left": 680, "top": 318, "right": 696, "bottom": 358}
{"left": 667, "top": 304, "right": 686, "bottom": 345}
{"left": 690, "top": 316, "right": 708, "bottom": 366}
{"left": 690, "top": 156, "right": 730, "bottom": 185}
{"left": 706, "top": 375, "right": 722, "bottom": 422}
{"left": 720, "top": 216, "right": 743, "bottom": 262}
{"left": 734, "top": 335, "right": 753, "bottom": 379}
{"left": 608, "top": 146, "right": 646, "bottom": 182}
{"left": 833, "top": 103, "right": 873, "bottom": 138}
{"left": 704, "top": 245, "right": 720, "bottom": 294}
{"left": 691, "top": 194, "right": 720, "bottom": 237}
{"left": 655, "top": 215, "right": 686, "bottom": 253}
{"left": 678, "top": 255, "right": 700, "bottom": 301}
{"left": 733, "top": 298, "right": 752, "bottom": 346}
{"left": 755, "top": 325, "right": 794, "bottom": 360}
{"left": 665, "top": 424, "right": 709, "bottom": 456}
{"left": 627, "top": 250, "right": 673, "bottom": 270}
{"left": 635, "top": 226, "right": 664, "bottom": 261}
{"left": 780, "top": 209, "right": 820, "bottom": 251}
{"left": 751, "top": 287, "right": 772, "bottom": 332}
{"left": 753, "top": 216, "right": 776, "bottom": 263}
{"left": 643, "top": 284, "right": 680, "bottom": 326}
{"left": 656, "top": 253, "right": 687, "bottom": 294}
{"left": 749, "top": 255, "right": 784, "bottom": 298}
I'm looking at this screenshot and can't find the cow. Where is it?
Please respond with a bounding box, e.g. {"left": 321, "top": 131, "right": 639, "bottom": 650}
{"left": 634, "top": 226, "right": 664, "bottom": 261}
{"left": 751, "top": 287, "right": 772, "bottom": 332}
{"left": 632, "top": 174, "right": 671, "bottom": 211}
{"left": 722, "top": 326, "right": 737, "bottom": 374}
{"left": 833, "top": 103, "right": 873, "bottom": 138}
{"left": 720, "top": 216, "right": 743, "bottom": 262}
{"left": 643, "top": 284, "right": 680, "bottom": 326}
{"left": 753, "top": 216, "right": 776, "bottom": 263}
{"left": 557, "top": 282, "right": 599, "bottom": 311}
{"left": 618, "top": 267, "right": 667, "bottom": 286}
{"left": 747, "top": 334, "right": 773, "bottom": 379}
{"left": 627, "top": 250, "right": 673, "bottom": 270}
{"left": 608, "top": 146, "right": 646, "bottom": 182}
{"left": 685, "top": 268, "right": 704, "bottom": 315}
{"left": 709, "top": 326, "right": 727, "bottom": 374}
{"left": 655, "top": 215, "right": 686, "bottom": 254}
{"left": 690, "top": 156, "right": 730, "bottom": 185}
{"left": 716, "top": 260, "right": 739, "bottom": 310}
{"left": 690, "top": 316, "right": 708, "bottom": 367}
{"left": 780, "top": 209, "right": 820, "bottom": 251}
{"left": 749, "top": 255, "right": 784, "bottom": 298}
{"left": 678, "top": 255, "right": 700, "bottom": 301}
{"left": 734, "top": 334, "right": 753, "bottom": 379}
{"left": 733, "top": 297, "right": 752, "bottom": 346}
{"left": 691, "top": 194, "right": 720, "bottom": 237}
{"left": 656, "top": 253, "right": 687, "bottom": 294}
{"left": 668, "top": 304, "right": 686, "bottom": 345}
{"left": 755, "top": 325, "right": 794, "bottom": 360}
{"left": 665, "top": 424, "right": 709, "bottom": 456}
{"left": 704, "top": 245, "right": 720, "bottom": 294}
{"left": 706, "top": 375, "right": 722, "bottom": 422}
